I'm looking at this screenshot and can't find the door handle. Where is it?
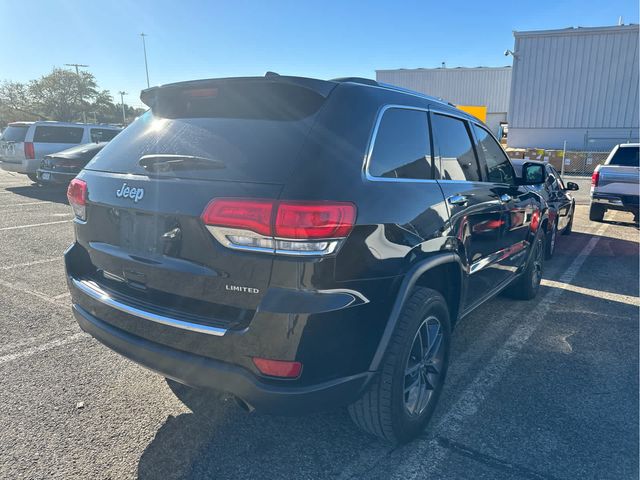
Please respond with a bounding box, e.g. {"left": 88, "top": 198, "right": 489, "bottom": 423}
{"left": 447, "top": 194, "right": 468, "bottom": 206}
{"left": 499, "top": 194, "right": 513, "bottom": 203}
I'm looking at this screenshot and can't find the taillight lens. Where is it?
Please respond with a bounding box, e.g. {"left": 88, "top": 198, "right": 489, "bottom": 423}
{"left": 24, "top": 142, "right": 35, "bottom": 160}
{"left": 252, "top": 357, "right": 302, "bottom": 378}
{"left": 201, "top": 199, "right": 356, "bottom": 256}
{"left": 67, "top": 178, "right": 87, "bottom": 220}
{"left": 591, "top": 170, "right": 600, "bottom": 187}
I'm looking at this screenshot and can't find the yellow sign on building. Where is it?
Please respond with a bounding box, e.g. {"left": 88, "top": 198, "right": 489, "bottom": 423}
{"left": 456, "top": 105, "right": 487, "bottom": 123}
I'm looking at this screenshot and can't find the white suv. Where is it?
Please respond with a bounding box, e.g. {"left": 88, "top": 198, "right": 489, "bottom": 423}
{"left": 0, "top": 121, "right": 121, "bottom": 182}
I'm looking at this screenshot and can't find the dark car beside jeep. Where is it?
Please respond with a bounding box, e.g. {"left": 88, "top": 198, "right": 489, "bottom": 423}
{"left": 65, "top": 74, "right": 548, "bottom": 443}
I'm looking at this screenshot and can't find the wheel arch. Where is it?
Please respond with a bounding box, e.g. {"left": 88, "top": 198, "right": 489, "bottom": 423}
{"left": 368, "top": 252, "right": 464, "bottom": 372}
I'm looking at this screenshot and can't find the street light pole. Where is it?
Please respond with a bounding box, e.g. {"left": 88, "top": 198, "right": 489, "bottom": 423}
{"left": 118, "top": 91, "right": 127, "bottom": 126}
{"left": 140, "top": 33, "right": 150, "bottom": 88}
{"left": 65, "top": 63, "right": 89, "bottom": 124}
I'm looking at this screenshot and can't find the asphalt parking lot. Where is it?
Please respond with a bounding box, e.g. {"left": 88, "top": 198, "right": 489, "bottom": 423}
{"left": 0, "top": 170, "right": 637, "bottom": 480}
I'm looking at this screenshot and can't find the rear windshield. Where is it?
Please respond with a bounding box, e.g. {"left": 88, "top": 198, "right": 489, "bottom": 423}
{"left": 33, "top": 126, "right": 84, "bottom": 144}
{"left": 609, "top": 146, "right": 639, "bottom": 167}
{"left": 90, "top": 128, "right": 120, "bottom": 142}
{"left": 85, "top": 83, "right": 327, "bottom": 182}
{"left": 1, "top": 125, "right": 29, "bottom": 142}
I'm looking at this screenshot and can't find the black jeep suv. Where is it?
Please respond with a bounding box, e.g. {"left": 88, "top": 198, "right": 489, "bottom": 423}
{"left": 65, "top": 74, "right": 548, "bottom": 443}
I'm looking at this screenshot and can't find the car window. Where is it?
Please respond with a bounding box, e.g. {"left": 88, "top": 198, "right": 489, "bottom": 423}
{"left": 549, "top": 166, "right": 566, "bottom": 189}
{"left": 472, "top": 124, "right": 515, "bottom": 185}
{"left": 33, "top": 126, "right": 84, "bottom": 143}
{"left": 431, "top": 113, "right": 481, "bottom": 182}
{"left": 545, "top": 166, "right": 558, "bottom": 191}
{"left": 609, "top": 146, "right": 639, "bottom": 167}
{"left": 0, "top": 125, "right": 29, "bottom": 142}
{"left": 368, "top": 108, "right": 432, "bottom": 180}
{"left": 90, "top": 128, "right": 120, "bottom": 142}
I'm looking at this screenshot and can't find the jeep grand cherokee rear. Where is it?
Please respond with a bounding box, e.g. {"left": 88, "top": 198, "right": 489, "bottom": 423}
{"left": 66, "top": 74, "right": 547, "bottom": 443}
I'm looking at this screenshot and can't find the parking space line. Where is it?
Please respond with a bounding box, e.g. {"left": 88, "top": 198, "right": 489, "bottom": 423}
{"left": 0, "top": 279, "right": 69, "bottom": 310}
{"left": 0, "top": 201, "right": 52, "bottom": 207}
{"left": 0, "top": 333, "right": 86, "bottom": 365}
{"left": 0, "top": 257, "right": 61, "bottom": 270}
{"left": 0, "top": 220, "right": 70, "bottom": 231}
{"left": 541, "top": 278, "right": 640, "bottom": 307}
{"left": 392, "top": 222, "right": 609, "bottom": 480}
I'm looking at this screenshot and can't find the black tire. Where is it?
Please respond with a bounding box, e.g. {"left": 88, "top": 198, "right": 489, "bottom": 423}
{"left": 561, "top": 205, "right": 574, "bottom": 235}
{"left": 505, "top": 228, "right": 545, "bottom": 300}
{"left": 26, "top": 173, "right": 40, "bottom": 184}
{"left": 589, "top": 203, "right": 605, "bottom": 222}
{"left": 348, "top": 287, "right": 451, "bottom": 444}
{"left": 545, "top": 220, "right": 557, "bottom": 259}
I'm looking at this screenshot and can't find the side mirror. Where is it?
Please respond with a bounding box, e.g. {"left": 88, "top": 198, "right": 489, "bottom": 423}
{"left": 519, "top": 162, "right": 545, "bottom": 185}
{"left": 565, "top": 181, "right": 579, "bottom": 191}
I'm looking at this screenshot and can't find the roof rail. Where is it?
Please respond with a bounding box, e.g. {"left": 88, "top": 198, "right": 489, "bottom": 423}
{"left": 376, "top": 82, "right": 453, "bottom": 106}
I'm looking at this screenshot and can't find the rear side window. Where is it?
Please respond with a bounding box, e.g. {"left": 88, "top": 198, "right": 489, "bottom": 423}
{"left": 472, "top": 124, "right": 515, "bottom": 184}
{"left": 609, "top": 146, "right": 639, "bottom": 167}
{"left": 33, "top": 126, "right": 83, "bottom": 143}
{"left": 90, "top": 128, "right": 120, "bottom": 142}
{"left": 431, "top": 114, "right": 481, "bottom": 182}
{"left": 368, "top": 108, "right": 432, "bottom": 180}
{"left": 1, "top": 125, "right": 29, "bottom": 142}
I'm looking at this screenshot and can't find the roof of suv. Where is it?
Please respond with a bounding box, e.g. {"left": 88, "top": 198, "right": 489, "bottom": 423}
{"left": 8, "top": 121, "right": 120, "bottom": 128}
{"left": 140, "top": 73, "right": 475, "bottom": 122}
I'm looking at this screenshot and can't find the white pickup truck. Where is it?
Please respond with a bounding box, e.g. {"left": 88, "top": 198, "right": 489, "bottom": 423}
{"left": 590, "top": 143, "right": 639, "bottom": 222}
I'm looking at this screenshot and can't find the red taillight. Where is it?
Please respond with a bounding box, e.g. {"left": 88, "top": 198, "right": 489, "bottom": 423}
{"left": 24, "top": 142, "right": 35, "bottom": 160}
{"left": 67, "top": 178, "right": 87, "bottom": 220}
{"left": 201, "top": 198, "right": 273, "bottom": 236}
{"left": 591, "top": 170, "right": 600, "bottom": 187}
{"left": 252, "top": 357, "right": 302, "bottom": 378}
{"left": 275, "top": 202, "right": 356, "bottom": 239}
{"left": 201, "top": 198, "right": 356, "bottom": 255}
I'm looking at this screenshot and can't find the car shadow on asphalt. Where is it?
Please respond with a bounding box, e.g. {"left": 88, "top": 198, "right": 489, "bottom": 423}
{"left": 137, "top": 386, "right": 388, "bottom": 480}
{"left": 6, "top": 184, "right": 68, "bottom": 204}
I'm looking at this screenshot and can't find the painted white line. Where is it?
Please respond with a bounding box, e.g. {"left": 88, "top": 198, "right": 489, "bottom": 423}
{"left": 0, "top": 333, "right": 86, "bottom": 365}
{"left": 541, "top": 278, "right": 640, "bottom": 307}
{"left": 52, "top": 292, "right": 71, "bottom": 300}
{"left": 0, "top": 257, "right": 61, "bottom": 270}
{"left": 393, "top": 222, "right": 609, "bottom": 479}
{"left": 0, "top": 220, "right": 70, "bottom": 231}
{"left": 0, "top": 279, "right": 68, "bottom": 309}
{"left": 0, "top": 201, "right": 51, "bottom": 207}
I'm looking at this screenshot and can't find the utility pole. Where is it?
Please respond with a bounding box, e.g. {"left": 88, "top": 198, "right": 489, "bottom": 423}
{"left": 65, "top": 63, "right": 89, "bottom": 123}
{"left": 118, "top": 91, "right": 128, "bottom": 126}
{"left": 140, "top": 33, "right": 150, "bottom": 88}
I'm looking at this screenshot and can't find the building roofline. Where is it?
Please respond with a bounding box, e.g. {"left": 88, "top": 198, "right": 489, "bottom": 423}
{"left": 514, "top": 24, "right": 639, "bottom": 37}
{"left": 375, "top": 66, "right": 512, "bottom": 73}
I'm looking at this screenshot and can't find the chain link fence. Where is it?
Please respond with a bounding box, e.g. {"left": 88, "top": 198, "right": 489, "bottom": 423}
{"left": 506, "top": 148, "right": 611, "bottom": 177}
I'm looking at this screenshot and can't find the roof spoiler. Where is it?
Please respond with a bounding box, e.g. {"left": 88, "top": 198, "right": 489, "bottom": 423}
{"left": 140, "top": 74, "right": 337, "bottom": 109}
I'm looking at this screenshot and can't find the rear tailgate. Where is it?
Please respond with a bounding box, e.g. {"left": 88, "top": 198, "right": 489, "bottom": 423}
{"left": 0, "top": 124, "right": 29, "bottom": 164}
{"left": 598, "top": 146, "right": 640, "bottom": 197}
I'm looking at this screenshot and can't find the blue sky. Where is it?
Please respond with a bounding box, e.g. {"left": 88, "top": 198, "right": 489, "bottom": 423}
{"left": 1, "top": 0, "right": 637, "bottom": 107}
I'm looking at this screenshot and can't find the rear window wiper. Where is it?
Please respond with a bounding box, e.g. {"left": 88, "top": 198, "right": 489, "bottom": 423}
{"left": 139, "top": 154, "right": 225, "bottom": 172}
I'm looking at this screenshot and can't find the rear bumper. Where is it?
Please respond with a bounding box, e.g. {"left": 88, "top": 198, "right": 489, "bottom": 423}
{"left": 0, "top": 158, "right": 39, "bottom": 174}
{"left": 37, "top": 168, "right": 76, "bottom": 184}
{"left": 591, "top": 193, "right": 639, "bottom": 213}
{"left": 73, "top": 303, "right": 373, "bottom": 414}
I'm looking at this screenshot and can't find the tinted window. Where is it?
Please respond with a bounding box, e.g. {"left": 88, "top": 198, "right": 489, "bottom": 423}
{"left": 369, "top": 108, "right": 432, "bottom": 180}
{"left": 1, "top": 125, "right": 29, "bottom": 142}
{"left": 549, "top": 166, "right": 566, "bottom": 189}
{"left": 33, "top": 126, "right": 83, "bottom": 143}
{"left": 472, "top": 124, "right": 515, "bottom": 184}
{"left": 609, "top": 146, "right": 639, "bottom": 167}
{"left": 432, "top": 114, "right": 480, "bottom": 181}
{"left": 90, "top": 128, "right": 120, "bottom": 142}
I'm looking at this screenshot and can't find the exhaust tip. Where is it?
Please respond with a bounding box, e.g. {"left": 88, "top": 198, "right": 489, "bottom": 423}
{"left": 234, "top": 396, "right": 255, "bottom": 413}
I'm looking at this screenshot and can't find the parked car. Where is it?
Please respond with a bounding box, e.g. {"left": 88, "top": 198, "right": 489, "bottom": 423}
{"left": 0, "top": 121, "right": 121, "bottom": 182}
{"left": 64, "top": 75, "right": 548, "bottom": 443}
{"left": 590, "top": 143, "right": 639, "bottom": 222}
{"left": 36, "top": 142, "right": 108, "bottom": 185}
{"left": 511, "top": 159, "right": 579, "bottom": 258}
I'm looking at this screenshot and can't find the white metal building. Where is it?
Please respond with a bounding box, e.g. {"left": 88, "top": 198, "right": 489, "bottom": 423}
{"left": 375, "top": 67, "right": 512, "bottom": 135}
{"left": 508, "top": 24, "right": 639, "bottom": 150}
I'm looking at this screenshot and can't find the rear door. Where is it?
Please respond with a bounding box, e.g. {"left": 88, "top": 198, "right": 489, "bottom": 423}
{"left": 0, "top": 124, "right": 30, "bottom": 164}
{"left": 74, "top": 80, "right": 330, "bottom": 327}
{"left": 431, "top": 111, "right": 509, "bottom": 309}
{"left": 32, "top": 125, "right": 85, "bottom": 158}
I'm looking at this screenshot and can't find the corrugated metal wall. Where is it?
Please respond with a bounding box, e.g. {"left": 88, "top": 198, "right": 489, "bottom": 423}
{"left": 376, "top": 67, "right": 512, "bottom": 113}
{"left": 509, "top": 25, "right": 639, "bottom": 150}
